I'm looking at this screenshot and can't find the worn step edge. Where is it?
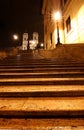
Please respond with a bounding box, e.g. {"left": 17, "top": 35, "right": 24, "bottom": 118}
{"left": 0, "top": 77, "right": 84, "bottom": 82}
{"left": 0, "top": 69, "right": 84, "bottom": 73}
{"left": 0, "top": 85, "right": 84, "bottom": 92}
{"left": 0, "top": 85, "right": 84, "bottom": 97}
{"left": 0, "top": 118, "right": 84, "bottom": 128}
{"left": 1, "top": 71, "right": 84, "bottom": 75}
{"left": 0, "top": 97, "right": 84, "bottom": 117}
{"left": 0, "top": 66, "right": 84, "bottom": 69}
{"left": 0, "top": 110, "right": 84, "bottom": 118}
{"left": 0, "top": 80, "right": 84, "bottom": 85}
{"left": 0, "top": 73, "right": 84, "bottom": 79}
{"left": 0, "top": 91, "right": 84, "bottom": 97}
{"left": 0, "top": 64, "right": 84, "bottom": 68}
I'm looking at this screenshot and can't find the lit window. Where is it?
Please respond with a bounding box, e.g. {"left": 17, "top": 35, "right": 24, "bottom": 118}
{"left": 66, "top": 16, "right": 71, "bottom": 33}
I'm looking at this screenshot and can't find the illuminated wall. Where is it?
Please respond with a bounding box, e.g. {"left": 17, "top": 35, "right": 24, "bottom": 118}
{"left": 42, "top": 0, "right": 63, "bottom": 49}
{"left": 22, "top": 33, "right": 28, "bottom": 50}
{"left": 63, "top": 0, "right": 84, "bottom": 44}
{"left": 42, "top": 0, "right": 84, "bottom": 49}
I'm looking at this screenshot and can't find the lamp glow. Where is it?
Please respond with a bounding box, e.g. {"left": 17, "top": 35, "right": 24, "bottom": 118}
{"left": 13, "top": 34, "right": 18, "bottom": 40}
{"left": 54, "top": 11, "right": 61, "bottom": 21}
{"left": 53, "top": 11, "right": 62, "bottom": 45}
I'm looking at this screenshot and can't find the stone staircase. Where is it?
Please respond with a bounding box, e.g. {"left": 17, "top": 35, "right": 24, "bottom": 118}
{"left": 0, "top": 50, "right": 84, "bottom": 129}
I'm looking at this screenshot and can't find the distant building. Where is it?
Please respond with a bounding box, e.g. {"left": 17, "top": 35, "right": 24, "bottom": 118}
{"left": 22, "top": 33, "right": 28, "bottom": 50}
{"left": 33, "top": 32, "right": 39, "bottom": 45}
{"left": 29, "top": 40, "right": 36, "bottom": 50}
{"left": 42, "top": 0, "right": 84, "bottom": 49}
{"left": 29, "top": 32, "right": 39, "bottom": 50}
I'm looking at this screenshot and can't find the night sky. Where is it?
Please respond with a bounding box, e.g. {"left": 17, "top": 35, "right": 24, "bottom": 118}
{"left": 0, "top": 0, "right": 44, "bottom": 47}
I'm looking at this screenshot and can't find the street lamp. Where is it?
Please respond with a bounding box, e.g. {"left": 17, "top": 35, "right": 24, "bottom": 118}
{"left": 12, "top": 34, "right": 19, "bottom": 47}
{"left": 13, "top": 34, "right": 19, "bottom": 40}
{"left": 54, "top": 11, "right": 61, "bottom": 46}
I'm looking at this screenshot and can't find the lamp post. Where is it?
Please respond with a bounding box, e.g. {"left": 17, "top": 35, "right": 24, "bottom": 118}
{"left": 54, "top": 11, "right": 61, "bottom": 46}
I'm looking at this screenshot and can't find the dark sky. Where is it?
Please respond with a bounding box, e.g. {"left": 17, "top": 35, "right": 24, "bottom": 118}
{"left": 0, "top": 0, "right": 44, "bottom": 47}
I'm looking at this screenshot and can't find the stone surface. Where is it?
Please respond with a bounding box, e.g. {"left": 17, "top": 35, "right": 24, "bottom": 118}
{"left": 0, "top": 97, "right": 84, "bottom": 111}
{"left": 0, "top": 127, "right": 84, "bottom": 130}
{"left": 0, "top": 118, "right": 84, "bottom": 129}
{"left": 0, "top": 85, "right": 84, "bottom": 93}
{"left": 0, "top": 49, "right": 84, "bottom": 129}
{"left": 0, "top": 97, "right": 84, "bottom": 117}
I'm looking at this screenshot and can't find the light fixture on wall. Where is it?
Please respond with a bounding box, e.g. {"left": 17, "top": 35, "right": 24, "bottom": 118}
{"left": 53, "top": 11, "right": 62, "bottom": 46}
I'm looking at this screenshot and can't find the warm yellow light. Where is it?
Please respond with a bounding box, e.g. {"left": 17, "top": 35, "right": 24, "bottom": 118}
{"left": 13, "top": 34, "right": 18, "bottom": 40}
{"left": 40, "top": 43, "right": 44, "bottom": 47}
{"left": 54, "top": 11, "right": 61, "bottom": 21}
{"left": 29, "top": 40, "right": 36, "bottom": 44}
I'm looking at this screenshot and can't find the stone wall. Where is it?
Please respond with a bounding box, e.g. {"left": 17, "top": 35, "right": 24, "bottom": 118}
{"left": 0, "top": 47, "right": 18, "bottom": 60}
{"left": 38, "top": 44, "right": 84, "bottom": 62}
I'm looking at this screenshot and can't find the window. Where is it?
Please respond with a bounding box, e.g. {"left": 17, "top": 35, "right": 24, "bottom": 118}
{"left": 50, "top": 33, "right": 52, "bottom": 44}
{"left": 66, "top": 16, "right": 71, "bottom": 33}
{"left": 64, "top": 0, "right": 67, "bottom": 4}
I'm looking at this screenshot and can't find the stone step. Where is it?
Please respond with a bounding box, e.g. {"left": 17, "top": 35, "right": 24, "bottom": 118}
{"left": 0, "top": 60, "right": 83, "bottom": 64}
{"left": 0, "top": 67, "right": 84, "bottom": 73}
{"left": 7, "top": 61, "right": 83, "bottom": 65}
{"left": 0, "top": 62, "right": 84, "bottom": 66}
{"left": 0, "top": 64, "right": 84, "bottom": 67}
{"left": 0, "top": 51, "right": 84, "bottom": 120}
{"left": 1, "top": 71, "right": 84, "bottom": 74}
{"left": 0, "top": 118, "right": 84, "bottom": 129}
{"left": 0, "top": 57, "right": 84, "bottom": 65}
{"left": 0, "top": 97, "right": 84, "bottom": 117}
{"left": 0, "top": 55, "right": 76, "bottom": 61}
{"left": 0, "top": 60, "right": 84, "bottom": 66}
{"left": 0, "top": 77, "right": 84, "bottom": 85}
{"left": 0, "top": 85, "right": 84, "bottom": 97}
{"left": 0, "top": 72, "right": 84, "bottom": 78}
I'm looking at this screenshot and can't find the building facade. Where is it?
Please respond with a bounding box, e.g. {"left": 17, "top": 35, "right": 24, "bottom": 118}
{"left": 22, "top": 33, "right": 28, "bottom": 50}
{"left": 42, "top": 0, "right": 84, "bottom": 49}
